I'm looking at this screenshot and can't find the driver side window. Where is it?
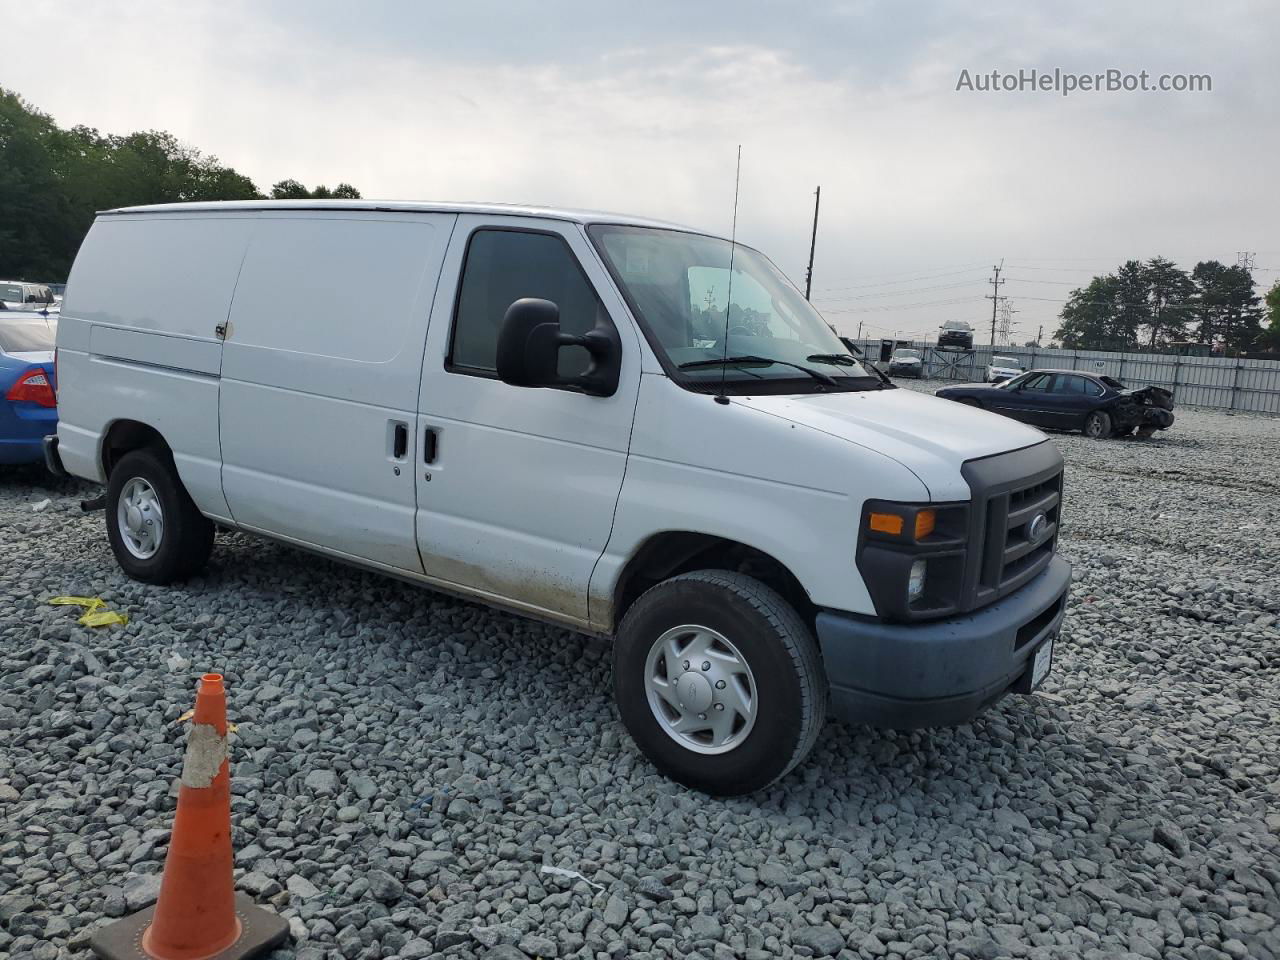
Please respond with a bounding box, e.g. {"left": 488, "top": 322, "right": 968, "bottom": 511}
{"left": 450, "top": 229, "right": 610, "bottom": 377}
{"left": 1020, "top": 373, "right": 1052, "bottom": 392}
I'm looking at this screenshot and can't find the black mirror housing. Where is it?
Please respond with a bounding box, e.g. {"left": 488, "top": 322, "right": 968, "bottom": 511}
{"left": 495, "top": 298, "right": 621, "bottom": 397}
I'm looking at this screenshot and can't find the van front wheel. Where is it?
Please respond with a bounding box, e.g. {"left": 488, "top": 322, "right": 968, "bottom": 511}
{"left": 106, "top": 448, "right": 214, "bottom": 584}
{"left": 614, "top": 570, "right": 827, "bottom": 795}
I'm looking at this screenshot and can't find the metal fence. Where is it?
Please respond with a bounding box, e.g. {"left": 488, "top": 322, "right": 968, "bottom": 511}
{"left": 851, "top": 341, "right": 1280, "bottom": 414}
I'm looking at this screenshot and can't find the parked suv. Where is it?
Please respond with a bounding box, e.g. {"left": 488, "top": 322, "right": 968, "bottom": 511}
{"left": 48, "top": 200, "right": 1071, "bottom": 795}
{"left": 938, "top": 320, "right": 974, "bottom": 350}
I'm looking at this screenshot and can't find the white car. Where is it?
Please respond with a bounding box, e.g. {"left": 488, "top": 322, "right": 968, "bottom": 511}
{"left": 985, "top": 356, "right": 1024, "bottom": 383}
{"left": 49, "top": 200, "right": 1070, "bottom": 795}
{"left": 0, "top": 280, "right": 57, "bottom": 312}
{"left": 888, "top": 348, "right": 924, "bottom": 377}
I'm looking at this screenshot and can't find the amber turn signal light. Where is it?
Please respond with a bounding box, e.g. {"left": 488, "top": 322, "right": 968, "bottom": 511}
{"left": 868, "top": 512, "right": 905, "bottom": 535}
{"left": 914, "top": 509, "right": 936, "bottom": 540}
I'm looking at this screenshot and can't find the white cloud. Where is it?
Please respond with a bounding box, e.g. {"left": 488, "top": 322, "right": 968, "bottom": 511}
{"left": 7, "top": 0, "right": 1276, "bottom": 340}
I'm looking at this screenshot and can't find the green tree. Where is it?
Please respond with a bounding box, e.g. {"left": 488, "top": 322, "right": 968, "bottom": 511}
{"left": 1055, "top": 275, "right": 1125, "bottom": 349}
{"left": 270, "top": 179, "right": 362, "bottom": 200}
{"left": 1191, "top": 261, "right": 1263, "bottom": 352}
{"left": 1262, "top": 281, "right": 1280, "bottom": 350}
{"left": 1142, "top": 256, "right": 1195, "bottom": 347}
{"left": 0, "top": 85, "right": 361, "bottom": 279}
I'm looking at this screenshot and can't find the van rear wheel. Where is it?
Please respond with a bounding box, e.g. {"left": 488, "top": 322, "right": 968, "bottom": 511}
{"left": 614, "top": 570, "right": 826, "bottom": 795}
{"left": 106, "top": 447, "right": 214, "bottom": 584}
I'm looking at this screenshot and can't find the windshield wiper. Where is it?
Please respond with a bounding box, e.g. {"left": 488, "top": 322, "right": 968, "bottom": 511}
{"left": 679, "top": 355, "right": 837, "bottom": 386}
{"left": 806, "top": 353, "right": 895, "bottom": 389}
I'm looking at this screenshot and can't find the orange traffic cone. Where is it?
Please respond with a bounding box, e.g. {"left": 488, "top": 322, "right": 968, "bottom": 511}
{"left": 92, "top": 674, "right": 288, "bottom": 960}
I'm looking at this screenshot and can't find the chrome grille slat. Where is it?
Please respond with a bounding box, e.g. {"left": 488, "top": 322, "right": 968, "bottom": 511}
{"left": 978, "top": 469, "right": 1062, "bottom": 596}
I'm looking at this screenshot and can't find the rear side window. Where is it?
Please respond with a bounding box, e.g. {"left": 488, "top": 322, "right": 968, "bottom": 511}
{"left": 450, "top": 229, "right": 607, "bottom": 376}
{"left": 1054, "top": 375, "right": 1103, "bottom": 396}
{"left": 0, "top": 319, "right": 57, "bottom": 352}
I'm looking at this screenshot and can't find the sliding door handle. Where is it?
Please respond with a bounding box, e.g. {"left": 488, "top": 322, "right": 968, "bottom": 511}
{"left": 392, "top": 423, "right": 408, "bottom": 459}
{"left": 423, "top": 427, "right": 438, "bottom": 464}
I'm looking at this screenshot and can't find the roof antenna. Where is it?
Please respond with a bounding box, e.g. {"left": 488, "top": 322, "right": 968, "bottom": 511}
{"left": 715, "top": 145, "right": 742, "bottom": 406}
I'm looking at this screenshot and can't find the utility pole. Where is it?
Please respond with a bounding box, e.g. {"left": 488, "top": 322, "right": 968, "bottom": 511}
{"left": 1036, "top": 324, "right": 1043, "bottom": 346}
{"left": 856, "top": 320, "right": 863, "bottom": 341}
{"left": 804, "top": 186, "right": 821, "bottom": 301}
{"left": 986, "top": 260, "right": 1005, "bottom": 346}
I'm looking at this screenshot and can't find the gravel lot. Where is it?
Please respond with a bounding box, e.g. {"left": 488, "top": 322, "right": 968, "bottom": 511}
{"left": 2, "top": 392, "right": 1279, "bottom": 960}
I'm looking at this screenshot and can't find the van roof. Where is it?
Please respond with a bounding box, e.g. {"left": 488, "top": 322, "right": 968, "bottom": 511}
{"left": 100, "top": 200, "right": 718, "bottom": 237}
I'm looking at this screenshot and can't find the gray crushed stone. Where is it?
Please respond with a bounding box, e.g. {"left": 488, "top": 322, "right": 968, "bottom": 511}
{"left": 1, "top": 396, "right": 1278, "bottom": 959}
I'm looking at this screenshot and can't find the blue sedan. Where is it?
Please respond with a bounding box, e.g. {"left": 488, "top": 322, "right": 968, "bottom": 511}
{"left": 0, "top": 312, "right": 58, "bottom": 465}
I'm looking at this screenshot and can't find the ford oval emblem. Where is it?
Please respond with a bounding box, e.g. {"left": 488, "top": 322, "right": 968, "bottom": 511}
{"left": 1027, "top": 513, "right": 1048, "bottom": 542}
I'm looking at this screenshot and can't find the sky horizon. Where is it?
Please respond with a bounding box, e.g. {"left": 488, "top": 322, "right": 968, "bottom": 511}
{"left": 7, "top": 0, "right": 1276, "bottom": 344}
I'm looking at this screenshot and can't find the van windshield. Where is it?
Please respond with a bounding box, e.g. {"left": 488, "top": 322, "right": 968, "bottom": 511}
{"left": 588, "top": 225, "right": 877, "bottom": 393}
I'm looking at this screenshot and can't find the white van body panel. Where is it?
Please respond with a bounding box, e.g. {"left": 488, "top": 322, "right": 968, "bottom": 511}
{"left": 55, "top": 214, "right": 255, "bottom": 516}
{"left": 592, "top": 373, "right": 930, "bottom": 618}
{"left": 219, "top": 211, "right": 454, "bottom": 571}
{"left": 732, "top": 389, "right": 1046, "bottom": 502}
{"left": 414, "top": 216, "right": 643, "bottom": 623}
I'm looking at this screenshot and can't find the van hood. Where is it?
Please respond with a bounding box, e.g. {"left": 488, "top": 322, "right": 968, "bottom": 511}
{"left": 732, "top": 388, "right": 1047, "bottom": 501}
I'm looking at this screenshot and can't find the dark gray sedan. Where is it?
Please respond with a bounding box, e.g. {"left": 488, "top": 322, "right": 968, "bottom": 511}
{"left": 935, "top": 369, "right": 1174, "bottom": 439}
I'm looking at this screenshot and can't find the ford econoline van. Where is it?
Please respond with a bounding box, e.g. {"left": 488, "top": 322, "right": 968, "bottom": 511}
{"left": 47, "top": 201, "right": 1070, "bottom": 795}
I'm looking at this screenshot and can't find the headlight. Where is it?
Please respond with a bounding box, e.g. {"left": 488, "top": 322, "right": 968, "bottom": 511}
{"left": 907, "top": 559, "right": 927, "bottom": 602}
{"left": 858, "top": 499, "right": 968, "bottom": 621}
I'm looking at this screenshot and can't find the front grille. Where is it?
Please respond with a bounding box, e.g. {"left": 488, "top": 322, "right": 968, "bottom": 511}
{"left": 961, "top": 442, "right": 1065, "bottom": 612}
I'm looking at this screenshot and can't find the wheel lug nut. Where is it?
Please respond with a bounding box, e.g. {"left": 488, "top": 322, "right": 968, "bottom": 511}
{"left": 715, "top": 680, "right": 726, "bottom": 689}
{"left": 714, "top": 703, "right": 724, "bottom": 711}
{"left": 701, "top": 661, "right": 710, "bottom": 671}
{"left": 698, "top": 713, "right": 707, "bottom": 720}
{"left": 683, "top": 660, "right": 690, "bottom": 670}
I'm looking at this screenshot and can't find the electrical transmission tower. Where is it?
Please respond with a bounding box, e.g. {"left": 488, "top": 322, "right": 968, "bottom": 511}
{"left": 1237, "top": 251, "right": 1256, "bottom": 276}
{"left": 996, "top": 300, "right": 1016, "bottom": 346}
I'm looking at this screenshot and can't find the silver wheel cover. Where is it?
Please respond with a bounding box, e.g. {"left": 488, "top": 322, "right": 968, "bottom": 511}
{"left": 117, "top": 476, "right": 164, "bottom": 559}
{"left": 643, "top": 624, "right": 758, "bottom": 755}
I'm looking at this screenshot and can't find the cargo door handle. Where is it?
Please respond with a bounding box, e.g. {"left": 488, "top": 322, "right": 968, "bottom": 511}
{"left": 423, "top": 428, "right": 438, "bottom": 464}
{"left": 392, "top": 423, "right": 408, "bottom": 459}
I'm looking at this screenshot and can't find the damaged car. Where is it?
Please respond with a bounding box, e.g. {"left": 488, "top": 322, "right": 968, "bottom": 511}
{"left": 935, "top": 369, "right": 1174, "bottom": 439}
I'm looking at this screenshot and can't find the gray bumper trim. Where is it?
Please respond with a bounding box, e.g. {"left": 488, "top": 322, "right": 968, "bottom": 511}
{"left": 817, "top": 555, "right": 1071, "bottom": 729}
{"left": 43, "top": 434, "right": 67, "bottom": 477}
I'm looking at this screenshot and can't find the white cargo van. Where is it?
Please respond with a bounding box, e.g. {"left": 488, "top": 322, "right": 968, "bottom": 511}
{"left": 48, "top": 201, "right": 1070, "bottom": 795}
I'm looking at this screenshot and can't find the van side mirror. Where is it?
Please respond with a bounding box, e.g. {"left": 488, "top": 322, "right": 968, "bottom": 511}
{"left": 495, "top": 298, "right": 620, "bottom": 397}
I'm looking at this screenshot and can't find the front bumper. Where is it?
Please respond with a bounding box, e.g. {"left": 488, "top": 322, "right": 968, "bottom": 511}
{"left": 816, "top": 554, "right": 1071, "bottom": 729}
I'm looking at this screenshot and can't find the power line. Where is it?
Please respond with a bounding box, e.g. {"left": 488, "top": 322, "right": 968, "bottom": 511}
{"left": 812, "top": 279, "right": 987, "bottom": 303}
{"left": 819, "top": 295, "right": 986, "bottom": 315}
{"left": 812, "top": 265, "right": 989, "bottom": 293}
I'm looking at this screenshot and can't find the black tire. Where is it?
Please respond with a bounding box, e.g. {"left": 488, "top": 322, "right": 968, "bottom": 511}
{"left": 1083, "top": 410, "right": 1112, "bottom": 439}
{"left": 106, "top": 447, "right": 214, "bottom": 584}
{"left": 614, "top": 570, "right": 827, "bottom": 795}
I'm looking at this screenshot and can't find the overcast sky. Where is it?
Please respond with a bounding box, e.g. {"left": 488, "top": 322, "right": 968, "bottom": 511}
{"left": 9, "top": 0, "right": 1278, "bottom": 342}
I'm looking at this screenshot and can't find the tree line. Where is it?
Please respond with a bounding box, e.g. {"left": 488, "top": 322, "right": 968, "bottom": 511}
{"left": 1054, "top": 256, "right": 1280, "bottom": 354}
{"left": 0, "top": 87, "right": 360, "bottom": 281}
